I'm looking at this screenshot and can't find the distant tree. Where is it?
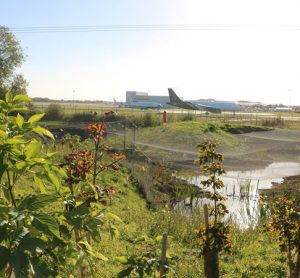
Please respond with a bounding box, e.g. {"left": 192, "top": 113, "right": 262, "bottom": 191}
{"left": 0, "top": 26, "right": 27, "bottom": 99}
{"left": 44, "top": 103, "right": 65, "bottom": 120}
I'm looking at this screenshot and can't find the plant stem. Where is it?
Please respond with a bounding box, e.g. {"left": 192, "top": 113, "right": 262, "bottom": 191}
{"left": 6, "top": 170, "right": 16, "bottom": 208}
{"left": 92, "top": 141, "right": 99, "bottom": 186}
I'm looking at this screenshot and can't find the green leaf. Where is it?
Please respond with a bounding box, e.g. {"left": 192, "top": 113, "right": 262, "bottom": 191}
{"left": 16, "top": 114, "right": 24, "bottom": 128}
{"left": 116, "top": 256, "right": 128, "bottom": 264}
{"left": 103, "top": 212, "right": 123, "bottom": 223}
{"left": 6, "top": 136, "right": 27, "bottom": 144}
{"left": 28, "top": 113, "right": 44, "bottom": 123}
{"left": 11, "top": 227, "right": 30, "bottom": 245}
{"left": 15, "top": 161, "right": 27, "bottom": 171}
{"left": 155, "top": 235, "right": 163, "bottom": 243}
{"left": 25, "top": 140, "right": 42, "bottom": 159}
{"left": 51, "top": 165, "right": 67, "bottom": 178}
{"left": 30, "top": 257, "right": 56, "bottom": 277}
{"left": 0, "top": 129, "right": 8, "bottom": 138}
{"left": 0, "top": 151, "right": 8, "bottom": 181}
{"left": 5, "top": 92, "right": 12, "bottom": 103}
{"left": 47, "top": 171, "right": 61, "bottom": 191}
{"left": 117, "top": 267, "right": 134, "bottom": 278}
{"left": 10, "top": 250, "right": 30, "bottom": 278}
{"left": 18, "top": 194, "right": 58, "bottom": 211}
{"left": 0, "top": 224, "right": 7, "bottom": 243}
{"left": 12, "top": 95, "right": 31, "bottom": 103}
{"left": 32, "top": 126, "right": 54, "bottom": 139}
{"left": 34, "top": 175, "right": 47, "bottom": 194}
{"left": 32, "top": 213, "right": 60, "bottom": 238}
{"left": 88, "top": 182, "right": 98, "bottom": 199}
{"left": 109, "top": 224, "right": 120, "bottom": 239}
{"left": 59, "top": 225, "right": 72, "bottom": 239}
{"left": 0, "top": 246, "right": 10, "bottom": 270}
{"left": 85, "top": 248, "right": 108, "bottom": 261}
{"left": 10, "top": 107, "right": 28, "bottom": 113}
{"left": 18, "top": 237, "right": 47, "bottom": 253}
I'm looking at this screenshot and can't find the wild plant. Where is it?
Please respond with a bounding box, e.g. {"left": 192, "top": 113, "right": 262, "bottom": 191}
{"left": 263, "top": 195, "right": 300, "bottom": 278}
{"left": 0, "top": 93, "right": 125, "bottom": 277}
{"left": 194, "top": 140, "right": 232, "bottom": 278}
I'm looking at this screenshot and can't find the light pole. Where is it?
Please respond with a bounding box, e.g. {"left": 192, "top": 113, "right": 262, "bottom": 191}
{"left": 288, "top": 89, "right": 294, "bottom": 108}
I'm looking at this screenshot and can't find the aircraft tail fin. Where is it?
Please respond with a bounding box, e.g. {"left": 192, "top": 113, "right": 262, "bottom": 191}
{"left": 113, "top": 98, "right": 117, "bottom": 104}
{"left": 168, "top": 88, "right": 183, "bottom": 104}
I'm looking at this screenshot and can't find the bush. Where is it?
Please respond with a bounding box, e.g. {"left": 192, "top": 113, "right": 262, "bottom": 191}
{"left": 203, "top": 123, "right": 217, "bottom": 132}
{"left": 67, "top": 112, "right": 126, "bottom": 123}
{"left": 44, "top": 103, "right": 65, "bottom": 120}
{"left": 261, "top": 116, "right": 284, "bottom": 128}
{"left": 68, "top": 112, "right": 95, "bottom": 122}
{"left": 125, "top": 112, "right": 161, "bottom": 127}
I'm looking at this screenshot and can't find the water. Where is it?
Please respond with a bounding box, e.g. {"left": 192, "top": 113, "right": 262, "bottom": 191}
{"left": 180, "top": 162, "right": 300, "bottom": 227}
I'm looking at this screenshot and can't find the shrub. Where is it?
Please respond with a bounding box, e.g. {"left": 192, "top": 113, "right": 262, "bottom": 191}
{"left": 261, "top": 116, "right": 284, "bottom": 128}
{"left": 44, "top": 103, "right": 65, "bottom": 120}
{"left": 68, "top": 112, "right": 95, "bottom": 122}
{"left": 125, "top": 112, "right": 161, "bottom": 127}
{"left": 179, "top": 113, "right": 197, "bottom": 121}
{"left": 203, "top": 123, "right": 217, "bottom": 132}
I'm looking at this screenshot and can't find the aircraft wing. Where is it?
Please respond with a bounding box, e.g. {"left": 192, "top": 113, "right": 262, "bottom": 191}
{"left": 194, "top": 103, "right": 222, "bottom": 113}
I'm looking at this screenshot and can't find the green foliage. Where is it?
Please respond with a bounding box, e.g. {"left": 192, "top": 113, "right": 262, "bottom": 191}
{"left": 68, "top": 112, "right": 97, "bottom": 122}
{"left": 261, "top": 116, "right": 285, "bottom": 128}
{"left": 44, "top": 103, "right": 65, "bottom": 121}
{"left": 127, "top": 112, "right": 161, "bottom": 127}
{"left": 203, "top": 123, "right": 217, "bottom": 132}
{"left": 0, "top": 26, "right": 27, "bottom": 99}
{"left": 127, "top": 162, "right": 201, "bottom": 208}
{"left": 263, "top": 195, "right": 300, "bottom": 277}
{"left": 195, "top": 140, "right": 232, "bottom": 253}
{"left": 0, "top": 93, "right": 123, "bottom": 276}
{"left": 117, "top": 235, "right": 178, "bottom": 277}
{"left": 61, "top": 133, "right": 82, "bottom": 151}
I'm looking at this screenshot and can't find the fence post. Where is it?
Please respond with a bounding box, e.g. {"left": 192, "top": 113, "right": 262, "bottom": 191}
{"left": 160, "top": 233, "right": 168, "bottom": 278}
{"left": 203, "top": 204, "right": 219, "bottom": 278}
{"left": 123, "top": 121, "right": 126, "bottom": 152}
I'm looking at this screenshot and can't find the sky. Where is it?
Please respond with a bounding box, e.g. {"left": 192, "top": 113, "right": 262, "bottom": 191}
{"left": 2, "top": 0, "right": 300, "bottom": 104}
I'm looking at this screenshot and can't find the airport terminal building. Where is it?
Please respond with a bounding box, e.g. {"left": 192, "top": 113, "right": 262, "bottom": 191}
{"left": 126, "top": 91, "right": 172, "bottom": 107}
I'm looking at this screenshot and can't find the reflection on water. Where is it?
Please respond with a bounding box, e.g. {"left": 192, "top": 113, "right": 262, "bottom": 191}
{"left": 180, "top": 162, "right": 300, "bottom": 227}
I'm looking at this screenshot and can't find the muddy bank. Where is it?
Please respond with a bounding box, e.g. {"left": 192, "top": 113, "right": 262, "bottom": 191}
{"left": 260, "top": 175, "right": 300, "bottom": 197}
{"left": 132, "top": 129, "right": 300, "bottom": 173}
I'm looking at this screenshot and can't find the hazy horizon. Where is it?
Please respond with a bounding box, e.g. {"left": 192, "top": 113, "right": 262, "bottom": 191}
{"left": 2, "top": 0, "right": 300, "bottom": 105}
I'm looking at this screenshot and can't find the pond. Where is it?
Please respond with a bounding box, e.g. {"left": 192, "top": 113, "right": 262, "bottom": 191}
{"left": 178, "top": 162, "right": 300, "bottom": 227}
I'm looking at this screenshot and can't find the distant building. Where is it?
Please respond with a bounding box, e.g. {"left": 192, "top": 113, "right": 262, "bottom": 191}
{"left": 274, "top": 107, "right": 293, "bottom": 112}
{"left": 126, "top": 91, "right": 172, "bottom": 108}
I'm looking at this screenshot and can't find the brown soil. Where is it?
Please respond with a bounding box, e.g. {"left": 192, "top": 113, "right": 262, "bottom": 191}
{"left": 132, "top": 129, "right": 300, "bottom": 172}
{"left": 260, "top": 175, "right": 300, "bottom": 197}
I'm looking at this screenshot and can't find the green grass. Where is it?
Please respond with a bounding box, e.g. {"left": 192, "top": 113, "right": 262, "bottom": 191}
{"left": 136, "top": 122, "right": 270, "bottom": 153}
{"left": 5, "top": 120, "right": 288, "bottom": 277}
{"left": 11, "top": 156, "right": 287, "bottom": 277}
{"left": 92, "top": 168, "right": 287, "bottom": 277}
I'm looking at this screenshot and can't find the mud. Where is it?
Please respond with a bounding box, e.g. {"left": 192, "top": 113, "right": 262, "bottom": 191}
{"left": 134, "top": 129, "right": 300, "bottom": 172}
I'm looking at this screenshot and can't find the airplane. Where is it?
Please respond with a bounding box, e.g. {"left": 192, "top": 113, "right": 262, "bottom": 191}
{"left": 167, "top": 88, "right": 245, "bottom": 113}
{"left": 113, "top": 98, "right": 163, "bottom": 110}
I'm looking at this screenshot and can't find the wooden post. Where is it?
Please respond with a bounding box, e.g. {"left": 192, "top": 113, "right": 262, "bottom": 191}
{"left": 160, "top": 233, "right": 168, "bottom": 278}
{"left": 204, "top": 204, "right": 209, "bottom": 229}
{"left": 123, "top": 121, "right": 126, "bottom": 152}
{"left": 203, "top": 204, "right": 219, "bottom": 278}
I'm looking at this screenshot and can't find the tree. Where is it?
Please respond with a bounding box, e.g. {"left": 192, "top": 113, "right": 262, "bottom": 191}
{"left": 0, "top": 26, "right": 27, "bottom": 99}
{"left": 195, "top": 140, "right": 232, "bottom": 278}
{"left": 264, "top": 195, "right": 300, "bottom": 278}
{"left": 44, "top": 103, "right": 65, "bottom": 120}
